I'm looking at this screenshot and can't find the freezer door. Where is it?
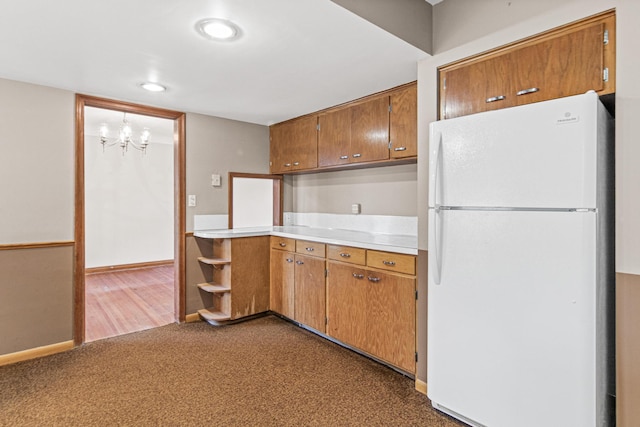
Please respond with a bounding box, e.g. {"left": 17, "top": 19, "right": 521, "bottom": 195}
{"left": 428, "top": 92, "right": 600, "bottom": 209}
{"left": 427, "top": 209, "right": 598, "bottom": 427}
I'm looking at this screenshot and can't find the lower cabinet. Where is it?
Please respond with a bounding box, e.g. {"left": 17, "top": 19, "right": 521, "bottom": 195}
{"left": 270, "top": 237, "right": 326, "bottom": 333}
{"left": 270, "top": 237, "right": 416, "bottom": 374}
{"left": 196, "top": 236, "right": 270, "bottom": 323}
{"left": 293, "top": 253, "right": 326, "bottom": 332}
{"left": 327, "top": 260, "right": 416, "bottom": 373}
{"left": 270, "top": 248, "right": 295, "bottom": 318}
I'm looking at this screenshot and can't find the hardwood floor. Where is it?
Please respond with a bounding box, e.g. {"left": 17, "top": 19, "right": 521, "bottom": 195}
{"left": 85, "top": 265, "right": 175, "bottom": 342}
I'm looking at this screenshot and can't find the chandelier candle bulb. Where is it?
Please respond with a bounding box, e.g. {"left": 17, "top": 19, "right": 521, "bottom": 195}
{"left": 99, "top": 112, "right": 152, "bottom": 156}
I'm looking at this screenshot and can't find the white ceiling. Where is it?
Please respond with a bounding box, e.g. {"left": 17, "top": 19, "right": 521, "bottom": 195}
{"left": 0, "top": 1, "right": 429, "bottom": 126}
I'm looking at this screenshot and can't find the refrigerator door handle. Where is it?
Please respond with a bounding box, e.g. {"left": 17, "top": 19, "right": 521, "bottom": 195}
{"left": 431, "top": 130, "right": 444, "bottom": 285}
{"left": 433, "top": 131, "right": 443, "bottom": 209}
{"left": 433, "top": 208, "right": 443, "bottom": 285}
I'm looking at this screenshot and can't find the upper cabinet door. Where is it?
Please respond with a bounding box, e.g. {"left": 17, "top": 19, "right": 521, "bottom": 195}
{"left": 441, "top": 54, "right": 515, "bottom": 120}
{"left": 513, "top": 22, "right": 605, "bottom": 106}
{"left": 318, "top": 108, "right": 351, "bottom": 168}
{"left": 289, "top": 115, "right": 318, "bottom": 171}
{"left": 390, "top": 84, "right": 417, "bottom": 158}
{"left": 269, "top": 122, "right": 292, "bottom": 174}
{"left": 350, "top": 96, "right": 390, "bottom": 163}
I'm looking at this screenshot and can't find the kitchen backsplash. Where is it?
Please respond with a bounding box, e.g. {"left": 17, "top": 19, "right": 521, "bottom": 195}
{"left": 194, "top": 213, "right": 417, "bottom": 236}
{"left": 285, "top": 212, "right": 417, "bottom": 236}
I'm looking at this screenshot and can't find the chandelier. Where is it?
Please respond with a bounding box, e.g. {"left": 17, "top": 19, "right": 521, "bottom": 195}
{"left": 99, "top": 113, "right": 151, "bottom": 155}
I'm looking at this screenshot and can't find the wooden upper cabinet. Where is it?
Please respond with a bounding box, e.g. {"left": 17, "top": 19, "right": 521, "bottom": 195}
{"left": 390, "top": 84, "right": 418, "bottom": 158}
{"left": 512, "top": 22, "right": 605, "bottom": 106}
{"left": 318, "top": 108, "right": 351, "bottom": 167}
{"left": 441, "top": 54, "right": 515, "bottom": 119}
{"left": 269, "top": 116, "right": 318, "bottom": 174}
{"left": 271, "top": 82, "right": 417, "bottom": 174}
{"left": 439, "top": 10, "right": 615, "bottom": 120}
{"left": 269, "top": 122, "right": 290, "bottom": 174}
{"left": 350, "top": 96, "right": 390, "bottom": 163}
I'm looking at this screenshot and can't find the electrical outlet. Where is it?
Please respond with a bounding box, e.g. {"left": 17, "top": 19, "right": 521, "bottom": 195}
{"left": 188, "top": 195, "right": 197, "bottom": 207}
{"left": 351, "top": 203, "right": 361, "bottom": 214}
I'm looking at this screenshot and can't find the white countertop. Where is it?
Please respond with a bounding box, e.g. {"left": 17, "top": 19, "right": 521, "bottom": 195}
{"left": 193, "top": 226, "right": 417, "bottom": 255}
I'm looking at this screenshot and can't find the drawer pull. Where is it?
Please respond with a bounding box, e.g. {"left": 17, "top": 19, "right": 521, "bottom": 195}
{"left": 352, "top": 153, "right": 362, "bottom": 158}
{"left": 296, "top": 260, "right": 304, "bottom": 265}
{"left": 352, "top": 273, "right": 364, "bottom": 279}
{"left": 485, "top": 95, "right": 506, "bottom": 103}
{"left": 293, "top": 162, "right": 300, "bottom": 166}
{"left": 367, "top": 276, "right": 381, "bottom": 283}
{"left": 393, "top": 147, "right": 407, "bottom": 152}
{"left": 382, "top": 260, "right": 396, "bottom": 266}
{"left": 340, "top": 155, "right": 349, "bottom": 160}
{"left": 305, "top": 247, "right": 314, "bottom": 252}
{"left": 339, "top": 253, "right": 351, "bottom": 258}
{"left": 279, "top": 242, "right": 287, "bottom": 247}
{"left": 516, "top": 87, "right": 539, "bottom": 96}
{"left": 286, "top": 258, "right": 293, "bottom": 263}
{"left": 284, "top": 163, "right": 291, "bottom": 167}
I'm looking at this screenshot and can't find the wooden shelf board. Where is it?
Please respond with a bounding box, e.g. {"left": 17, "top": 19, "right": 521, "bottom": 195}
{"left": 197, "top": 256, "right": 231, "bottom": 266}
{"left": 197, "top": 283, "right": 231, "bottom": 294}
{"left": 197, "top": 308, "right": 230, "bottom": 322}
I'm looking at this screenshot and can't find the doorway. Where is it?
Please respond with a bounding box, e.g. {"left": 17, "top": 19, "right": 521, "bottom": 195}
{"left": 83, "top": 107, "right": 174, "bottom": 341}
{"left": 74, "top": 95, "right": 186, "bottom": 345}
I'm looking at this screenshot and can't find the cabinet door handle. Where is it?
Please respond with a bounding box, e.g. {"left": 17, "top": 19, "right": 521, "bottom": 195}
{"left": 340, "top": 155, "right": 349, "bottom": 160}
{"left": 293, "top": 162, "right": 300, "bottom": 166}
{"left": 305, "top": 247, "right": 314, "bottom": 252}
{"left": 367, "top": 276, "right": 381, "bottom": 283}
{"left": 516, "top": 87, "right": 539, "bottom": 96}
{"left": 284, "top": 163, "right": 291, "bottom": 167}
{"left": 485, "top": 95, "right": 506, "bottom": 103}
{"left": 339, "top": 253, "right": 351, "bottom": 258}
{"left": 296, "top": 260, "right": 304, "bottom": 265}
{"left": 352, "top": 273, "right": 364, "bottom": 279}
{"left": 394, "top": 147, "right": 407, "bottom": 151}
{"left": 382, "top": 260, "right": 396, "bottom": 266}
{"left": 279, "top": 242, "right": 287, "bottom": 247}
{"left": 286, "top": 258, "right": 293, "bottom": 263}
{"left": 352, "top": 153, "right": 362, "bottom": 158}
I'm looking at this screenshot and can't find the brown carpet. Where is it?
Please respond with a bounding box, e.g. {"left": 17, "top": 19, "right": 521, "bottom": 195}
{"left": 0, "top": 315, "right": 464, "bottom": 426}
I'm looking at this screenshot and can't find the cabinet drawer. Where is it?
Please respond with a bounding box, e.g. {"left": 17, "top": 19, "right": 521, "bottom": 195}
{"left": 367, "top": 251, "right": 415, "bottom": 275}
{"left": 295, "top": 240, "right": 326, "bottom": 258}
{"left": 271, "top": 236, "right": 296, "bottom": 251}
{"left": 327, "top": 245, "right": 366, "bottom": 265}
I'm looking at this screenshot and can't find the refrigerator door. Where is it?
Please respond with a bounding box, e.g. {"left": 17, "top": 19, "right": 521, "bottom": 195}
{"left": 428, "top": 92, "right": 599, "bottom": 210}
{"left": 427, "top": 209, "right": 597, "bottom": 427}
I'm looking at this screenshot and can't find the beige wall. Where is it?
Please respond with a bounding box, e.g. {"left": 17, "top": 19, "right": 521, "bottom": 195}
{"left": 185, "top": 113, "right": 269, "bottom": 232}
{"left": 292, "top": 163, "right": 417, "bottom": 216}
{"left": 0, "top": 78, "right": 75, "bottom": 244}
{"left": 419, "top": 0, "right": 640, "bottom": 277}
{"left": 0, "top": 245, "right": 74, "bottom": 354}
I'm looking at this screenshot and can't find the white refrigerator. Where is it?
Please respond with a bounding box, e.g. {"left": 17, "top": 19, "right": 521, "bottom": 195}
{"left": 427, "top": 92, "right": 615, "bottom": 427}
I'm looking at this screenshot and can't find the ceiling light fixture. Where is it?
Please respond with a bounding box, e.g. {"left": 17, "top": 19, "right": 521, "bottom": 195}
{"left": 196, "top": 18, "right": 241, "bottom": 41}
{"left": 100, "top": 113, "right": 151, "bottom": 156}
{"left": 140, "top": 82, "right": 166, "bottom": 92}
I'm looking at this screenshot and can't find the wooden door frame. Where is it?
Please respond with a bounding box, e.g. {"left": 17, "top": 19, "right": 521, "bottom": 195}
{"left": 74, "top": 94, "right": 186, "bottom": 345}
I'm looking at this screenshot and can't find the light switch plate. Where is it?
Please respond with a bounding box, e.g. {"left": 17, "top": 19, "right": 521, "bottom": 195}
{"left": 211, "top": 174, "right": 221, "bottom": 187}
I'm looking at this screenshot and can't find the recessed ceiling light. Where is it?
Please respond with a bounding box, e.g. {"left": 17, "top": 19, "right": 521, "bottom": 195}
{"left": 140, "top": 82, "right": 167, "bottom": 92}
{"left": 196, "top": 18, "right": 241, "bottom": 41}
